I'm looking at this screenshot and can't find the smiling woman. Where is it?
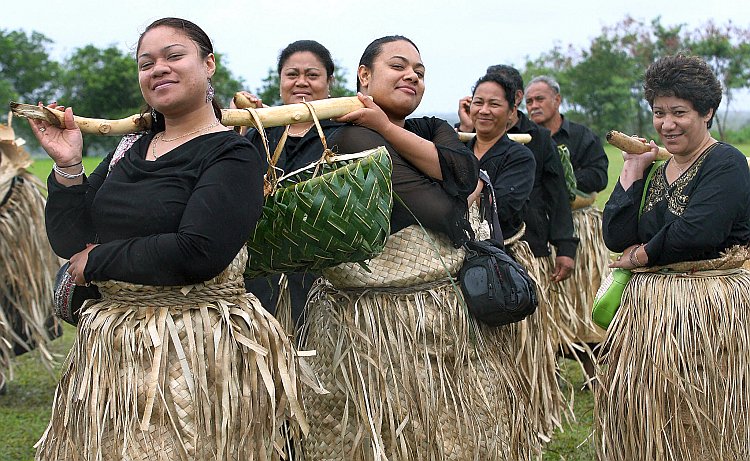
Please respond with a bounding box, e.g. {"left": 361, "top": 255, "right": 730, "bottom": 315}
{"left": 31, "top": 17, "right": 311, "bottom": 461}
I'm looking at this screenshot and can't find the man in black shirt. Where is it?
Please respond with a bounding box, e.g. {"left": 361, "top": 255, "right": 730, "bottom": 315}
{"left": 485, "top": 65, "right": 578, "bottom": 283}
{"left": 525, "top": 75, "right": 608, "bottom": 194}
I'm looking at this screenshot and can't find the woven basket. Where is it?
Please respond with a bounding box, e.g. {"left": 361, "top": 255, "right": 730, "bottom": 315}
{"left": 322, "top": 225, "right": 465, "bottom": 289}
{"left": 245, "top": 103, "right": 393, "bottom": 278}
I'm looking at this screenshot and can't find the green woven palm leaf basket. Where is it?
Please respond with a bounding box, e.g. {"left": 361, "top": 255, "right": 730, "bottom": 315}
{"left": 246, "top": 146, "right": 393, "bottom": 278}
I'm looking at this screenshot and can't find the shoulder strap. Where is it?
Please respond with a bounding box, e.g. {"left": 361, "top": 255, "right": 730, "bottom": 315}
{"left": 478, "top": 169, "right": 505, "bottom": 247}
{"left": 639, "top": 160, "right": 664, "bottom": 219}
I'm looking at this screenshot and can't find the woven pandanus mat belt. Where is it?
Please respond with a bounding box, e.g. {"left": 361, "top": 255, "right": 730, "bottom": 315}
{"left": 96, "top": 278, "right": 247, "bottom": 307}
{"left": 323, "top": 225, "right": 465, "bottom": 289}
{"left": 633, "top": 244, "right": 750, "bottom": 274}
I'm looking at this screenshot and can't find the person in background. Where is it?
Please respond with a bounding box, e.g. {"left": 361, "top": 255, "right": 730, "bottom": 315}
{"left": 525, "top": 75, "right": 609, "bottom": 384}
{"left": 31, "top": 18, "right": 310, "bottom": 460}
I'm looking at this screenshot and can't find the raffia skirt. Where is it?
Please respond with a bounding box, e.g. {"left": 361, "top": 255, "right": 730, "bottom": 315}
{"left": 34, "top": 248, "right": 313, "bottom": 461}
{"left": 300, "top": 225, "right": 539, "bottom": 461}
{"left": 556, "top": 206, "right": 608, "bottom": 348}
{"left": 468, "top": 205, "right": 566, "bottom": 444}
{"left": 0, "top": 173, "right": 59, "bottom": 385}
{"left": 595, "top": 251, "right": 750, "bottom": 460}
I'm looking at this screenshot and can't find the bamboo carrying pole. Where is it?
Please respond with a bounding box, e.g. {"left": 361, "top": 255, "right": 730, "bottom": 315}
{"left": 9, "top": 97, "right": 367, "bottom": 136}
{"left": 458, "top": 131, "right": 532, "bottom": 144}
{"left": 606, "top": 130, "right": 672, "bottom": 160}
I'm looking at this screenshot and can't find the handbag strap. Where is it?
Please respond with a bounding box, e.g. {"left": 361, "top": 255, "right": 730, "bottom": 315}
{"left": 478, "top": 169, "right": 505, "bottom": 248}
{"left": 639, "top": 160, "right": 664, "bottom": 219}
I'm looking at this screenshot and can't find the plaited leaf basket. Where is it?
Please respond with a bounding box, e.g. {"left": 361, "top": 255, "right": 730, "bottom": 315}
{"left": 246, "top": 145, "right": 393, "bottom": 278}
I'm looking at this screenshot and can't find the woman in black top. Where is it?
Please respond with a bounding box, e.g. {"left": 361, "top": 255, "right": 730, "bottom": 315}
{"left": 302, "top": 36, "right": 537, "bottom": 460}
{"left": 239, "top": 40, "right": 342, "bottom": 327}
{"left": 596, "top": 55, "right": 750, "bottom": 460}
{"left": 464, "top": 72, "right": 535, "bottom": 237}
{"left": 32, "top": 18, "right": 309, "bottom": 460}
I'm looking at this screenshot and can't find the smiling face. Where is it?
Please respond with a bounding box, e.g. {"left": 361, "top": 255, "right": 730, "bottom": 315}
{"left": 279, "top": 51, "right": 332, "bottom": 104}
{"left": 525, "top": 81, "right": 560, "bottom": 126}
{"left": 137, "top": 25, "right": 215, "bottom": 117}
{"left": 470, "top": 81, "right": 513, "bottom": 141}
{"left": 358, "top": 40, "right": 425, "bottom": 121}
{"left": 652, "top": 95, "right": 713, "bottom": 157}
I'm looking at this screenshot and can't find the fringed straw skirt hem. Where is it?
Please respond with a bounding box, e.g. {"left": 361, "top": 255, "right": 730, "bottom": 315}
{"left": 35, "top": 252, "right": 311, "bottom": 461}
{"left": 595, "top": 269, "right": 750, "bottom": 460}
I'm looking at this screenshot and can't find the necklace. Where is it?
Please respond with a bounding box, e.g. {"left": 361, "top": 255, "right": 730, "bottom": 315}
{"left": 151, "top": 120, "right": 221, "bottom": 159}
{"left": 287, "top": 123, "right": 313, "bottom": 137}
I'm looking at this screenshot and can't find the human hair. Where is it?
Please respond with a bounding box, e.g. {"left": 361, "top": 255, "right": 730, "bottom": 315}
{"left": 527, "top": 75, "right": 560, "bottom": 95}
{"left": 276, "top": 40, "right": 334, "bottom": 79}
{"left": 357, "top": 35, "right": 420, "bottom": 91}
{"left": 136, "top": 17, "right": 222, "bottom": 132}
{"left": 644, "top": 54, "right": 722, "bottom": 129}
{"left": 486, "top": 64, "right": 524, "bottom": 93}
{"left": 472, "top": 72, "right": 517, "bottom": 108}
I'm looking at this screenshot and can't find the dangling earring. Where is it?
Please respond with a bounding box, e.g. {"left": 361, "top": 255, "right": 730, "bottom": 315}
{"left": 206, "top": 78, "right": 215, "bottom": 103}
{"left": 150, "top": 108, "right": 157, "bottom": 125}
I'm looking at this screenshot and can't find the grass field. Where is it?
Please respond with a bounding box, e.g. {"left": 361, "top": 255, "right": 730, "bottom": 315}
{"left": 2, "top": 143, "right": 749, "bottom": 460}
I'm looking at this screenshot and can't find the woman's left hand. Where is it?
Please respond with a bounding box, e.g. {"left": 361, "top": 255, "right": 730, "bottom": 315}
{"left": 68, "top": 244, "right": 98, "bottom": 285}
{"left": 609, "top": 243, "right": 646, "bottom": 269}
{"left": 336, "top": 92, "right": 391, "bottom": 134}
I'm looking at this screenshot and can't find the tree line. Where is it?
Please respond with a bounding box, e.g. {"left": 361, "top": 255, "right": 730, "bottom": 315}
{"left": 2, "top": 16, "right": 748, "bottom": 155}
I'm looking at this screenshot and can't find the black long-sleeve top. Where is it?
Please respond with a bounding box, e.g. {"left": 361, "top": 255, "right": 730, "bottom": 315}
{"left": 551, "top": 115, "right": 608, "bottom": 193}
{"left": 46, "top": 131, "right": 264, "bottom": 286}
{"left": 509, "top": 111, "right": 578, "bottom": 258}
{"left": 467, "top": 134, "right": 536, "bottom": 237}
{"left": 603, "top": 142, "right": 750, "bottom": 266}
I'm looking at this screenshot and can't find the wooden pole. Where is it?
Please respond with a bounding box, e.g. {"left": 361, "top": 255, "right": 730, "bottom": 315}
{"left": 606, "top": 130, "right": 671, "bottom": 160}
{"left": 457, "top": 131, "right": 532, "bottom": 144}
{"left": 10, "top": 97, "right": 366, "bottom": 136}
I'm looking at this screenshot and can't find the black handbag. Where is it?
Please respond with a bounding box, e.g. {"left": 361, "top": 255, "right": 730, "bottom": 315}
{"left": 459, "top": 171, "right": 538, "bottom": 326}
{"left": 53, "top": 262, "right": 100, "bottom": 326}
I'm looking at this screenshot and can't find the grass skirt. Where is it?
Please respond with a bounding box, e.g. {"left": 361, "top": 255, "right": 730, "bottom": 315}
{"left": 595, "top": 269, "right": 750, "bottom": 460}
{"left": 301, "top": 227, "right": 539, "bottom": 460}
{"left": 0, "top": 173, "right": 58, "bottom": 385}
{"left": 508, "top": 241, "right": 568, "bottom": 443}
{"left": 557, "top": 207, "right": 607, "bottom": 346}
{"left": 35, "top": 249, "right": 314, "bottom": 460}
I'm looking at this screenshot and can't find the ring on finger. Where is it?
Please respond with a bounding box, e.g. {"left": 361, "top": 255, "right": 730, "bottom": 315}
{"left": 39, "top": 127, "right": 46, "bottom": 132}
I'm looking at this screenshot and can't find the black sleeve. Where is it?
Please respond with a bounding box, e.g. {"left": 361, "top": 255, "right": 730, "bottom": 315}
{"left": 572, "top": 131, "right": 609, "bottom": 193}
{"left": 645, "top": 152, "right": 750, "bottom": 265}
{"left": 45, "top": 154, "right": 114, "bottom": 257}
{"left": 541, "top": 136, "right": 578, "bottom": 258}
{"left": 406, "top": 117, "right": 479, "bottom": 201}
{"left": 490, "top": 144, "right": 536, "bottom": 228}
{"left": 602, "top": 177, "right": 645, "bottom": 253}
{"left": 81, "top": 144, "right": 264, "bottom": 286}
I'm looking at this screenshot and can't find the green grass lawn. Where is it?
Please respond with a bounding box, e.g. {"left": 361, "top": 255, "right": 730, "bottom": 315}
{"left": 3, "top": 143, "right": 749, "bottom": 460}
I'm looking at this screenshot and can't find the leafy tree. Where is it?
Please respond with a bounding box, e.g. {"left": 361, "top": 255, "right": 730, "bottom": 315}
{"left": 211, "top": 53, "right": 245, "bottom": 108}
{"left": 522, "top": 16, "right": 750, "bottom": 140}
{"left": 686, "top": 21, "right": 750, "bottom": 139}
{"left": 255, "top": 63, "right": 356, "bottom": 107}
{"left": 0, "top": 29, "right": 60, "bottom": 149}
{"left": 58, "top": 45, "right": 143, "bottom": 155}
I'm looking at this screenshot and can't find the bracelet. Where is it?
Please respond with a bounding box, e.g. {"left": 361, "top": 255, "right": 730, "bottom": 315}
{"left": 53, "top": 163, "right": 85, "bottom": 179}
{"left": 629, "top": 244, "right": 644, "bottom": 267}
{"left": 57, "top": 160, "right": 83, "bottom": 168}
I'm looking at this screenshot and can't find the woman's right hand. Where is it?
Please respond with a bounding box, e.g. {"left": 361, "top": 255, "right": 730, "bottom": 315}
{"left": 619, "top": 138, "right": 659, "bottom": 190}
{"left": 230, "top": 91, "right": 266, "bottom": 110}
{"left": 28, "top": 103, "right": 83, "bottom": 166}
{"left": 457, "top": 96, "right": 473, "bottom": 132}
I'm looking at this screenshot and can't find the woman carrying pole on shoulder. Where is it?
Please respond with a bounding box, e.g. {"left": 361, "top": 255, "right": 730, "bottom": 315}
{"left": 32, "top": 17, "right": 311, "bottom": 460}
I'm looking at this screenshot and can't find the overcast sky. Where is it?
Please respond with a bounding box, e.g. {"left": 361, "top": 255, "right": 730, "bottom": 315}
{"left": 4, "top": 0, "right": 748, "bottom": 117}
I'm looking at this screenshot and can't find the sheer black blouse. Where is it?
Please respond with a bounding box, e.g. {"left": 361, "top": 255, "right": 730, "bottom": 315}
{"left": 603, "top": 142, "right": 750, "bottom": 265}
{"left": 45, "top": 131, "right": 264, "bottom": 286}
